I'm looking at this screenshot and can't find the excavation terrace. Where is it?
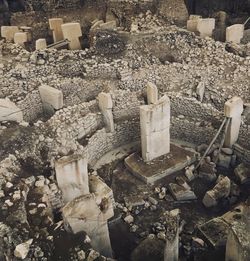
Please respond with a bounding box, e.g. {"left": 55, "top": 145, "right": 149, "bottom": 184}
{"left": 0, "top": 1, "right": 250, "bottom": 261}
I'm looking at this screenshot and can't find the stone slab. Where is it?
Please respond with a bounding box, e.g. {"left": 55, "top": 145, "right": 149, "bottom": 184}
{"left": 124, "top": 143, "right": 197, "bottom": 184}
{"left": 39, "top": 84, "right": 63, "bottom": 110}
{"left": 0, "top": 98, "right": 23, "bottom": 122}
{"left": 55, "top": 155, "right": 89, "bottom": 203}
{"left": 49, "top": 18, "right": 64, "bottom": 43}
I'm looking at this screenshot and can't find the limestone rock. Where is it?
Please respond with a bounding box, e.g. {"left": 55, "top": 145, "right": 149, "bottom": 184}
{"left": 14, "top": 239, "right": 33, "bottom": 259}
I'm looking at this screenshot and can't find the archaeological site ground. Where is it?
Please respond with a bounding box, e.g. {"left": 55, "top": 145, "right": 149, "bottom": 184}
{"left": 0, "top": 0, "right": 250, "bottom": 260}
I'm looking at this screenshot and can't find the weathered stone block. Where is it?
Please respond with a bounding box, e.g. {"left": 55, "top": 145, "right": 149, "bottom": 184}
{"left": 35, "top": 39, "right": 47, "bottom": 50}
{"left": 197, "top": 18, "right": 215, "bottom": 38}
{"left": 55, "top": 155, "right": 89, "bottom": 203}
{"left": 39, "top": 85, "right": 63, "bottom": 110}
{"left": 1, "top": 26, "right": 19, "bottom": 41}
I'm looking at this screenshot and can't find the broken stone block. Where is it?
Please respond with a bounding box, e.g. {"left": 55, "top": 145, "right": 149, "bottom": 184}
{"left": 0, "top": 98, "right": 23, "bottom": 122}
{"left": 55, "top": 155, "right": 89, "bottom": 203}
{"left": 14, "top": 239, "right": 33, "bottom": 259}
{"left": 226, "top": 24, "right": 244, "bottom": 44}
{"left": 61, "top": 22, "right": 82, "bottom": 50}
{"left": 234, "top": 163, "right": 250, "bottom": 185}
{"left": 49, "top": 18, "right": 64, "bottom": 43}
{"left": 38, "top": 84, "right": 63, "bottom": 110}
{"left": 124, "top": 195, "right": 145, "bottom": 208}
{"left": 168, "top": 183, "right": 197, "bottom": 201}
{"left": 62, "top": 193, "right": 113, "bottom": 257}
{"left": 140, "top": 95, "right": 170, "bottom": 162}
{"left": 217, "top": 152, "right": 232, "bottom": 168}
{"left": 224, "top": 97, "right": 243, "bottom": 148}
{"left": 1, "top": 26, "right": 19, "bottom": 41}
{"left": 199, "top": 160, "right": 217, "bottom": 182}
{"left": 89, "top": 175, "right": 114, "bottom": 220}
{"left": 202, "top": 176, "right": 231, "bottom": 208}
{"left": 14, "top": 32, "right": 28, "bottom": 46}
{"left": 36, "top": 39, "right": 47, "bottom": 50}
{"left": 197, "top": 18, "right": 215, "bottom": 38}
{"left": 147, "top": 82, "right": 158, "bottom": 104}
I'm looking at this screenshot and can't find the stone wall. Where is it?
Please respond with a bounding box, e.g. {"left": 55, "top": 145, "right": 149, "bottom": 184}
{"left": 87, "top": 119, "right": 140, "bottom": 167}
{"left": 17, "top": 90, "right": 43, "bottom": 122}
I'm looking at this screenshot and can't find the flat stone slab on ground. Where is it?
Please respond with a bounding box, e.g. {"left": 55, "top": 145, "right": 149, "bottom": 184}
{"left": 124, "top": 143, "right": 197, "bottom": 184}
{"left": 168, "top": 183, "right": 197, "bottom": 201}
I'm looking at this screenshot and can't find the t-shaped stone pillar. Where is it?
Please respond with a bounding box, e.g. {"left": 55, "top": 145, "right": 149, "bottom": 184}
{"left": 61, "top": 22, "right": 82, "bottom": 50}
{"left": 224, "top": 97, "right": 243, "bottom": 148}
{"left": 197, "top": 18, "right": 215, "bottom": 38}
{"left": 98, "top": 92, "right": 115, "bottom": 133}
{"left": 1, "top": 26, "right": 19, "bottom": 41}
{"left": 140, "top": 95, "right": 170, "bottom": 162}
{"left": 49, "top": 18, "right": 64, "bottom": 43}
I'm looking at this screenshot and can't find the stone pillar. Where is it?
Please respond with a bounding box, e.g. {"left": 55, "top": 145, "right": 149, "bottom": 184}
{"left": 164, "top": 209, "right": 180, "bottom": 261}
{"left": 147, "top": 82, "right": 158, "bottom": 104}
{"left": 38, "top": 85, "right": 63, "bottom": 110}
{"left": 0, "top": 98, "right": 23, "bottom": 122}
{"left": 61, "top": 23, "right": 82, "bottom": 50}
{"left": 1, "top": 26, "right": 19, "bottom": 41}
{"left": 62, "top": 193, "right": 114, "bottom": 257}
{"left": 55, "top": 155, "right": 89, "bottom": 203}
{"left": 98, "top": 92, "right": 114, "bottom": 133}
{"left": 140, "top": 95, "right": 170, "bottom": 162}
{"left": 197, "top": 18, "right": 215, "bottom": 38}
{"left": 226, "top": 24, "right": 244, "bottom": 44}
{"left": 187, "top": 15, "right": 202, "bottom": 33}
{"left": 14, "top": 32, "right": 28, "bottom": 46}
{"left": 36, "top": 39, "right": 47, "bottom": 50}
{"left": 224, "top": 97, "right": 243, "bottom": 148}
{"left": 49, "top": 18, "right": 64, "bottom": 43}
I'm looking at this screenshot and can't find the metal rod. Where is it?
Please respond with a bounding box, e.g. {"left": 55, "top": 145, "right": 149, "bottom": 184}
{"left": 214, "top": 117, "right": 231, "bottom": 164}
{"left": 195, "top": 117, "right": 227, "bottom": 170}
{"left": 244, "top": 17, "right": 250, "bottom": 26}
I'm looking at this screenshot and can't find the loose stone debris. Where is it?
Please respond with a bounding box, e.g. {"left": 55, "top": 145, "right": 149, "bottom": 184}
{"left": 0, "top": 1, "right": 250, "bottom": 261}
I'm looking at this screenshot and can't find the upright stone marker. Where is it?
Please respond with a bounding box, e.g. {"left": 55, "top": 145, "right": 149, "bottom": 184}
{"left": 224, "top": 96, "right": 243, "bottom": 148}
{"left": 61, "top": 22, "right": 82, "bottom": 50}
{"left": 36, "top": 39, "right": 47, "bottom": 50}
{"left": 39, "top": 85, "right": 63, "bottom": 110}
{"left": 140, "top": 95, "right": 170, "bottom": 162}
{"left": 147, "top": 82, "right": 158, "bottom": 104}
{"left": 55, "top": 155, "right": 89, "bottom": 203}
{"left": 226, "top": 24, "right": 244, "bottom": 44}
{"left": 197, "top": 18, "right": 215, "bottom": 38}
{"left": 1, "top": 26, "right": 19, "bottom": 41}
{"left": 98, "top": 92, "right": 115, "bottom": 132}
{"left": 49, "top": 18, "right": 64, "bottom": 43}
